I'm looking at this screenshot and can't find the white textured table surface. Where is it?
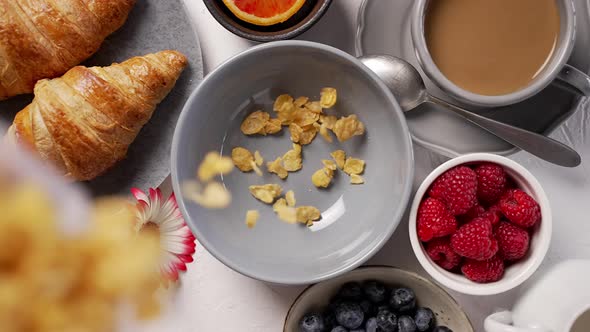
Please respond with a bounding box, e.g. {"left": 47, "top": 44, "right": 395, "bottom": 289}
{"left": 171, "top": 1, "right": 590, "bottom": 331}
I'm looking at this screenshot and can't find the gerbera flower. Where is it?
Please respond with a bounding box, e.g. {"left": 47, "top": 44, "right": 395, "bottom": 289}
{"left": 131, "top": 188, "right": 196, "bottom": 284}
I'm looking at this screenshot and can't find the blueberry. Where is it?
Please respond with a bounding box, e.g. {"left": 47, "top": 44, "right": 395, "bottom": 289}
{"left": 359, "top": 300, "right": 375, "bottom": 316}
{"left": 339, "top": 282, "right": 363, "bottom": 300}
{"left": 398, "top": 316, "right": 417, "bottom": 332}
{"left": 362, "top": 280, "right": 387, "bottom": 303}
{"left": 432, "top": 327, "right": 453, "bottom": 332}
{"left": 299, "top": 312, "right": 326, "bottom": 332}
{"left": 376, "top": 309, "right": 398, "bottom": 332}
{"left": 335, "top": 302, "right": 365, "bottom": 330}
{"left": 331, "top": 327, "right": 348, "bottom": 332}
{"left": 365, "top": 317, "right": 379, "bottom": 332}
{"left": 414, "top": 308, "right": 435, "bottom": 332}
{"left": 390, "top": 288, "right": 416, "bottom": 313}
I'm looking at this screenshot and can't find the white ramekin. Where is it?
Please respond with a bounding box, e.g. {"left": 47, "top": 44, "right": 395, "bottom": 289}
{"left": 409, "top": 153, "right": 552, "bottom": 296}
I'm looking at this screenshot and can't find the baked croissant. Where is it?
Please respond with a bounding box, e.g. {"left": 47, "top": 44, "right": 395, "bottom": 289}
{"left": 6, "top": 50, "right": 188, "bottom": 181}
{"left": 0, "top": 0, "right": 136, "bottom": 100}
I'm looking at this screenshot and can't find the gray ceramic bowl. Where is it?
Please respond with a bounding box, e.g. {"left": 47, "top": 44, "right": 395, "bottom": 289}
{"left": 284, "top": 266, "right": 474, "bottom": 331}
{"left": 171, "top": 41, "right": 414, "bottom": 284}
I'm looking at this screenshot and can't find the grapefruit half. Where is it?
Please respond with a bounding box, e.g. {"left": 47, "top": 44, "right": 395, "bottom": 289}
{"left": 222, "top": 0, "right": 307, "bottom": 26}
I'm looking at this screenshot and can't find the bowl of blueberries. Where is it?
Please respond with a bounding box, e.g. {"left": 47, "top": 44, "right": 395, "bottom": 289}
{"left": 284, "top": 266, "right": 473, "bottom": 332}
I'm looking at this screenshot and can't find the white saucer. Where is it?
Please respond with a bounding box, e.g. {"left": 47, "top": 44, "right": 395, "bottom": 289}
{"left": 356, "top": 0, "right": 590, "bottom": 157}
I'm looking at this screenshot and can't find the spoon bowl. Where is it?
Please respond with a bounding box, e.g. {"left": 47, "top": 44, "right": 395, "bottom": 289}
{"left": 359, "top": 55, "right": 427, "bottom": 111}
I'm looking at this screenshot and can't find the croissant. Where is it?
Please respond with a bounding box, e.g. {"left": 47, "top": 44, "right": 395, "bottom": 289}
{"left": 6, "top": 50, "right": 188, "bottom": 181}
{"left": 0, "top": 0, "right": 136, "bottom": 100}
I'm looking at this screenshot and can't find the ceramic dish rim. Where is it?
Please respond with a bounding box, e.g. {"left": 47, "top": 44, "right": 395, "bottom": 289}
{"left": 170, "top": 40, "right": 415, "bottom": 285}
{"left": 202, "top": 0, "right": 333, "bottom": 42}
{"left": 408, "top": 153, "right": 552, "bottom": 296}
{"left": 282, "top": 265, "right": 475, "bottom": 331}
{"left": 179, "top": 0, "right": 204, "bottom": 74}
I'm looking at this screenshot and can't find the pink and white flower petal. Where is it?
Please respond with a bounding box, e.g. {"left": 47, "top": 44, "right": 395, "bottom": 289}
{"left": 131, "top": 187, "right": 196, "bottom": 283}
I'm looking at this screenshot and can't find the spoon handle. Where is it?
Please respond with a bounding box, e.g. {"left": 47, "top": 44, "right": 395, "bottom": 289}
{"left": 427, "top": 96, "right": 581, "bottom": 167}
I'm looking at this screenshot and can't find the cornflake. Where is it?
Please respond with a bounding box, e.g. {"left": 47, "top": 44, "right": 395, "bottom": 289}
{"left": 241, "top": 110, "right": 270, "bottom": 135}
{"left": 231, "top": 147, "right": 262, "bottom": 176}
{"left": 285, "top": 190, "right": 296, "bottom": 207}
{"left": 296, "top": 206, "right": 321, "bottom": 225}
{"left": 305, "top": 101, "right": 323, "bottom": 114}
{"left": 318, "top": 115, "right": 338, "bottom": 143}
{"left": 293, "top": 109, "right": 320, "bottom": 127}
{"left": 273, "top": 198, "right": 287, "bottom": 212}
{"left": 319, "top": 115, "right": 338, "bottom": 129}
{"left": 299, "top": 125, "right": 318, "bottom": 145}
{"left": 289, "top": 123, "right": 303, "bottom": 143}
{"left": 267, "top": 157, "right": 288, "bottom": 179}
{"left": 249, "top": 184, "right": 282, "bottom": 204}
{"left": 254, "top": 151, "right": 264, "bottom": 166}
{"left": 320, "top": 87, "right": 337, "bottom": 108}
{"left": 252, "top": 164, "right": 263, "bottom": 177}
{"left": 333, "top": 115, "right": 365, "bottom": 142}
{"left": 278, "top": 107, "right": 297, "bottom": 125}
{"left": 312, "top": 167, "right": 334, "bottom": 188}
{"left": 264, "top": 118, "right": 282, "bottom": 134}
{"left": 322, "top": 159, "right": 338, "bottom": 171}
{"left": 275, "top": 205, "right": 297, "bottom": 224}
{"left": 231, "top": 147, "right": 254, "bottom": 172}
{"left": 184, "top": 181, "right": 232, "bottom": 209}
{"left": 245, "top": 210, "right": 259, "bottom": 229}
{"left": 343, "top": 157, "right": 365, "bottom": 175}
{"left": 273, "top": 94, "right": 294, "bottom": 112}
{"left": 283, "top": 144, "right": 303, "bottom": 171}
{"left": 350, "top": 174, "right": 365, "bottom": 185}
{"left": 294, "top": 96, "right": 309, "bottom": 108}
{"left": 318, "top": 123, "right": 333, "bottom": 143}
{"left": 197, "top": 152, "right": 234, "bottom": 182}
{"left": 331, "top": 150, "right": 346, "bottom": 169}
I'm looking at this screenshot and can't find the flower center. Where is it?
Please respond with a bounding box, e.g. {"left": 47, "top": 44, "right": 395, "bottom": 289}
{"left": 140, "top": 221, "right": 161, "bottom": 239}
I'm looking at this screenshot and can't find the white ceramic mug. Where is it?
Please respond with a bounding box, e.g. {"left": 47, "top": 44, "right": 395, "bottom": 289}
{"left": 484, "top": 260, "right": 590, "bottom": 332}
{"left": 411, "top": 0, "right": 590, "bottom": 107}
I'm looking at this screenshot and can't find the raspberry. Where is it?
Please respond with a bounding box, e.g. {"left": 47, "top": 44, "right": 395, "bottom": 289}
{"left": 458, "top": 204, "right": 485, "bottom": 223}
{"left": 495, "top": 221, "right": 530, "bottom": 261}
{"left": 426, "top": 237, "right": 461, "bottom": 271}
{"left": 461, "top": 255, "right": 505, "bottom": 283}
{"left": 459, "top": 204, "right": 501, "bottom": 226}
{"left": 450, "top": 217, "right": 498, "bottom": 260}
{"left": 499, "top": 189, "right": 541, "bottom": 228}
{"left": 417, "top": 198, "right": 458, "bottom": 242}
{"left": 481, "top": 204, "right": 502, "bottom": 226}
{"left": 428, "top": 166, "right": 477, "bottom": 215}
{"left": 475, "top": 163, "right": 507, "bottom": 204}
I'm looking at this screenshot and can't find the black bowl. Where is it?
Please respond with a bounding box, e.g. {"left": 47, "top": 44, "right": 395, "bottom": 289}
{"left": 203, "top": 0, "right": 333, "bottom": 42}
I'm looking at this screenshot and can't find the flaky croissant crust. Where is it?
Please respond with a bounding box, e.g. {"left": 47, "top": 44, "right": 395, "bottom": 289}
{"left": 0, "top": 0, "right": 136, "bottom": 100}
{"left": 8, "top": 50, "right": 188, "bottom": 181}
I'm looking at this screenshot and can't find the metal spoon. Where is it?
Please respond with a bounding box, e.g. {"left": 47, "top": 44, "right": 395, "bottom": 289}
{"left": 359, "top": 55, "right": 581, "bottom": 167}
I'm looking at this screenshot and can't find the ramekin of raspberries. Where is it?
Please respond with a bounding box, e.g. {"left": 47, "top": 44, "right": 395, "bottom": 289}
{"left": 409, "top": 154, "right": 552, "bottom": 296}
